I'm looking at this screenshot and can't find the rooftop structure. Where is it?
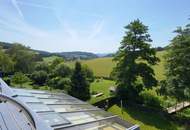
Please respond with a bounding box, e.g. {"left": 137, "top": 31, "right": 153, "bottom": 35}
{"left": 0, "top": 78, "right": 139, "bottom": 130}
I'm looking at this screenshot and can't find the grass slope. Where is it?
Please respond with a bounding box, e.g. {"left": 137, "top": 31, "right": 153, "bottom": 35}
{"left": 108, "top": 105, "right": 183, "bottom": 130}
{"left": 66, "top": 57, "right": 115, "bottom": 77}
{"left": 66, "top": 51, "right": 166, "bottom": 80}
{"left": 89, "top": 79, "right": 115, "bottom": 104}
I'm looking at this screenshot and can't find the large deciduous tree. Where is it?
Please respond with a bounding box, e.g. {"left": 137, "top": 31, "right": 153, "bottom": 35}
{"left": 69, "top": 62, "right": 90, "bottom": 101}
{"left": 0, "top": 46, "right": 14, "bottom": 73}
{"left": 113, "top": 19, "right": 159, "bottom": 101}
{"left": 6, "top": 43, "right": 38, "bottom": 73}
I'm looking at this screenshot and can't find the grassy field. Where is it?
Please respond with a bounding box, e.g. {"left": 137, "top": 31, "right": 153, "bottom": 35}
{"left": 108, "top": 105, "right": 184, "bottom": 130}
{"left": 89, "top": 79, "right": 115, "bottom": 104}
{"left": 66, "top": 51, "right": 166, "bottom": 80}
{"left": 66, "top": 57, "right": 115, "bottom": 77}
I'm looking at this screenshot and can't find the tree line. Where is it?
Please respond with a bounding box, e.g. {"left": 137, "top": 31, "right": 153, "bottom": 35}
{"left": 0, "top": 44, "right": 94, "bottom": 101}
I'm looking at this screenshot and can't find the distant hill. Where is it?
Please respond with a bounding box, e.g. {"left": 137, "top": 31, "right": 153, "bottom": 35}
{"left": 0, "top": 41, "right": 98, "bottom": 60}
{"left": 0, "top": 41, "right": 13, "bottom": 49}
{"left": 54, "top": 51, "right": 98, "bottom": 60}
{"left": 96, "top": 53, "right": 115, "bottom": 57}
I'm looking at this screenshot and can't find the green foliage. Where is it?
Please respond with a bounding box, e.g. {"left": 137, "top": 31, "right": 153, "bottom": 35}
{"left": 6, "top": 43, "right": 39, "bottom": 73}
{"left": 43, "top": 56, "right": 62, "bottom": 63}
{"left": 82, "top": 65, "right": 94, "bottom": 83}
{"left": 113, "top": 19, "right": 159, "bottom": 100}
{"left": 50, "top": 57, "right": 64, "bottom": 69}
{"left": 0, "top": 46, "right": 14, "bottom": 73}
{"left": 3, "top": 77, "right": 11, "bottom": 86}
{"left": 69, "top": 62, "right": 90, "bottom": 101}
{"left": 140, "top": 91, "right": 162, "bottom": 109}
{"left": 31, "top": 71, "right": 48, "bottom": 85}
{"left": 178, "top": 107, "right": 190, "bottom": 118}
{"left": 12, "top": 72, "right": 29, "bottom": 87}
{"left": 164, "top": 22, "right": 190, "bottom": 101}
{"left": 47, "top": 77, "right": 71, "bottom": 90}
{"left": 57, "top": 78, "right": 71, "bottom": 91}
{"left": 53, "top": 63, "right": 72, "bottom": 77}
{"left": 35, "top": 62, "right": 49, "bottom": 72}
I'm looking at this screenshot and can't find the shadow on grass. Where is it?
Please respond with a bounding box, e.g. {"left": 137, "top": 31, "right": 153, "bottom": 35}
{"left": 124, "top": 107, "right": 178, "bottom": 130}
{"left": 109, "top": 104, "right": 182, "bottom": 130}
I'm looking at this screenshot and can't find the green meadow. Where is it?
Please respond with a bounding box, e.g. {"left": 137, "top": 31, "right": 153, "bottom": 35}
{"left": 66, "top": 51, "right": 166, "bottom": 80}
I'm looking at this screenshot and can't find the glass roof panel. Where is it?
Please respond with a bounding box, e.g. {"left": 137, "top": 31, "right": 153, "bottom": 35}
{"left": 27, "top": 90, "right": 46, "bottom": 94}
{"left": 18, "top": 96, "right": 41, "bottom": 103}
{"left": 60, "top": 110, "right": 113, "bottom": 124}
{"left": 39, "top": 98, "right": 85, "bottom": 104}
{"left": 38, "top": 112, "right": 71, "bottom": 126}
{"left": 32, "top": 93, "right": 50, "bottom": 98}
{"left": 87, "top": 110, "right": 113, "bottom": 119}
{"left": 32, "top": 93, "right": 75, "bottom": 99}
{"left": 61, "top": 112, "right": 96, "bottom": 124}
{"left": 48, "top": 104, "right": 97, "bottom": 113}
{"left": 12, "top": 89, "right": 33, "bottom": 96}
{"left": 39, "top": 98, "right": 59, "bottom": 104}
{"left": 62, "top": 121, "right": 127, "bottom": 130}
{"left": 27, "top": 103, "right": 52, "bottom": 112}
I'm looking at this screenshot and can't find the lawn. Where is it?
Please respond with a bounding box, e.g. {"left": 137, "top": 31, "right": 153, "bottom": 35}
{"left": 152, "top": 50, "right": 167, "bottom": 80}
{"left": 108, "top": 105, "right": 184, "bottom": 130}
{"left": 89, "top": 79, "right": 115, "bottom": 104}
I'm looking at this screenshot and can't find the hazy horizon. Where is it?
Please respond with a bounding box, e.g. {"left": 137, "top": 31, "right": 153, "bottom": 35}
{"left": 0, "top": 0, "right": 190, "bottom": 53}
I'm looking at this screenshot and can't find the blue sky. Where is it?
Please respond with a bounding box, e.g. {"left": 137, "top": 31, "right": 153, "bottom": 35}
{"left": 0, "top": 0, "right": 190, "bottom": 53}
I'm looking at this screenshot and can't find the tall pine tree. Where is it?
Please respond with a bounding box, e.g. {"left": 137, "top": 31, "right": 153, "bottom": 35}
{"left": 69, "top": 62, "right": 90, "bottom": 101}
{"left": 164, "top": 22, "right": 190, "bottom": 101}
{"left": 113, "top": 19, "right": 159, "bottom": 101}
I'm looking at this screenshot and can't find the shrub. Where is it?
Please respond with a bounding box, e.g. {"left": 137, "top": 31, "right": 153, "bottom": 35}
{"left": 140, "top": 91, "right": 162, "bottom": 109}
{"left": 53, "top": 63, "right": 72, "bottom": 77}
{"left": 47, "top": 77, "right": 71, "bottom": 91}
{"left": 31, "top": 71, "right": 48, "bottom": 85}
{"left": 82, "top": 65, "right": 95, "bottom": 83}
{"left": 12, "top": 72, "right": 29, "bottom": 87}
{"left": 35, "top": 62, "right": 49, "bottom": 72}
{"left": 3, "top": 77, "right": 11, "bottom": 86}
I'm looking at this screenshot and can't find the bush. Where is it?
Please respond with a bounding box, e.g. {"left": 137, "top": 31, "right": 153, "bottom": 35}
{"left": 47, "top": 77, "right": 71, "bottom": 90}
{"left": 82, "top": 65, "right": 95, "bottom": 83}
{"left": 12, "top": 72, "right": 29, "bottom": 87}
{"left": 3, "top": 77, "right": 11, "bottom": 86}
{"left": 35, "top": 62, "right": 49, "bottom": 72}
{"left": 31, "top": 71, "right": 48, "bottom": 85}
{"left": 140, "top": 91, "right": 162, "bottom": 109}
{"left": 53, "top": 63, "right": 72, "bottom": 77}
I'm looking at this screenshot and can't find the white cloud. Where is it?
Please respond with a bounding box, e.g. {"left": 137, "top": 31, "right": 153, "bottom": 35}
{"left": 11, "top": 0, "right": 24, "bottom": 19}
{"left": 88, "top": 19, "right": 105, "bottom": 39}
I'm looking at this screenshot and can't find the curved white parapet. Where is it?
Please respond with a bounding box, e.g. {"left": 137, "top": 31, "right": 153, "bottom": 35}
{"left": 0, "top": 78, "right": 53, "bottom": 130}
{"left": 0, "top": 78, "right": 14, "bottom": 97}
